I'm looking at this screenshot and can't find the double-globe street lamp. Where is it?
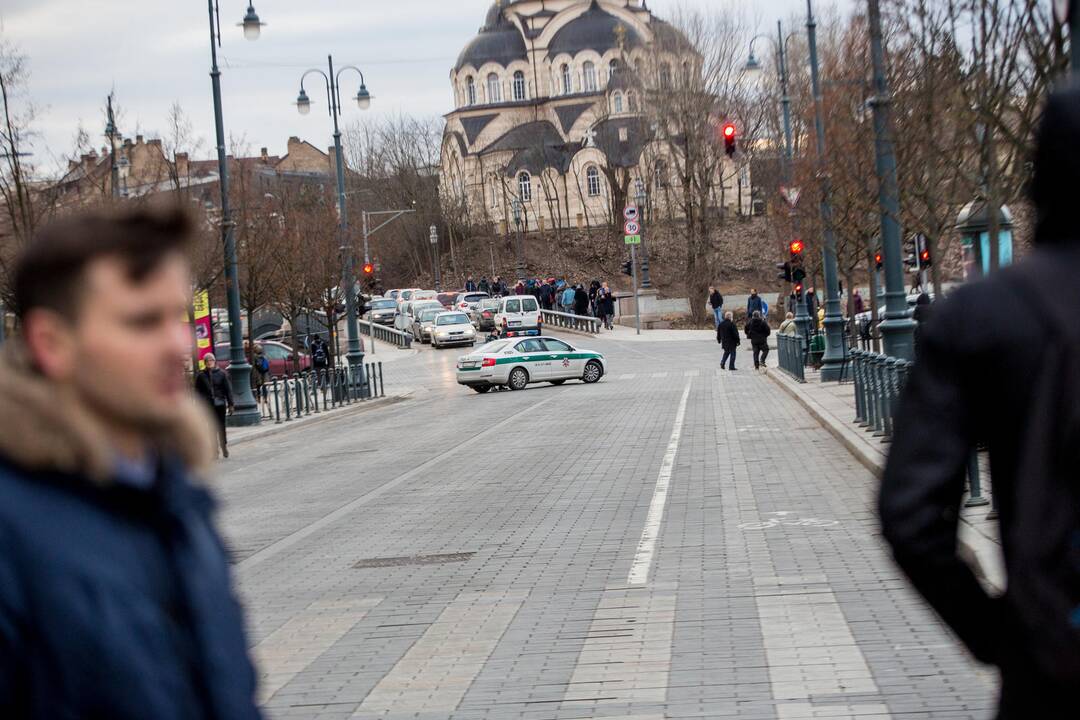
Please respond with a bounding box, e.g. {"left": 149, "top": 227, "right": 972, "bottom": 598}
{"left": 294, "top": 56, "right": 373, "bottom": 379}
{"left": 746, "top": 23, "right": 812, "bottom": 340}
{"left": 205, "top": 0, "right": 266, "bottom": 427}
{"left": 429, "top": 225, "right": 442, "bottom": 292}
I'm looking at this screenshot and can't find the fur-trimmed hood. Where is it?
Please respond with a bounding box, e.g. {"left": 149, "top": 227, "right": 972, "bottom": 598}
{"left": 0, "top": 339, "right": 218, "bottom": 485}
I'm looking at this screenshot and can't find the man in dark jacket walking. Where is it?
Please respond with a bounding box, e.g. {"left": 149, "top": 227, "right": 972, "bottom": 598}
{"left": 880, "top": 88, "right": 1080, "bottom": 718}
{"left": 596, "top": 282, "right": 615, "bottom": 330}
{"left": 716, "top": 311, "right": 739, "bottom": 370}
{"left": 194, "top": 352, "right": 234, "bottom": 458}
{"left": 0, "top": 208, "right": 261, "bottom": 719}
{"left": 746, "top": 288, "right": 764, "bottom": 318}
{"left": 708, "top": 286, "right": 724, "bottom": 328}
{"left": 744, "top": 310, "right": 771, "bottom": 370}
{"left": 573, "top": 284, "right": 590, "bottom": 316}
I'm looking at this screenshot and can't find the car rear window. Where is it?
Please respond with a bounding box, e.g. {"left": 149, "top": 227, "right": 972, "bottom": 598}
{"left": 476, "top": 340, "right": 509, "bottom": 353}
{"left": 504, "top": 299, "right": 521, "bottom": 313}
{"left": 464, "top": 293, "right": 488, "bottom": 303}
{"left": 372, "top": 299, "right": 396, "bottom": 309}
{"left": 521, "top": 297, "right": 538, "bottom": 312}
{"left": 436, "top": 313, "right": 469, "bottom": 326}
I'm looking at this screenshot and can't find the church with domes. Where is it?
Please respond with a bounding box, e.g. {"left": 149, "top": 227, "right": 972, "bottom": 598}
{"left": 440, "top": 0, "right": 749, "bottom": 235}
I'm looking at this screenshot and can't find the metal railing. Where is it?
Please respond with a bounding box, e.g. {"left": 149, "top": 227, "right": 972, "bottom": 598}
{"left": 777, "top": 333, "right": 806, "bottom": 382}
{"left": 256, "top": 361, "right": 386, "bottom": 424}
{"left": 851, "top": 349, "right": 912, "bottom": 440}
{"left": 540, "top": 309, "right": 600, "bottom": 334}
{"left": 359, "top": 319, "right": 412, "bottom": 348}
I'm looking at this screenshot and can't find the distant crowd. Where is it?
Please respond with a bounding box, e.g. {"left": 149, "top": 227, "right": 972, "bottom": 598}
{"left": 465, "top": 275, "right": 618, "bottom": 330}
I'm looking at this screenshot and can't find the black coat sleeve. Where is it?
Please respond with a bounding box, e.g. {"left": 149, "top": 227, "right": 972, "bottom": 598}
{"left": 220, "top": 370, "right": 234, "bottom": 407}
{"left": 879, "top": 301, "right": 1003, "bottom": 664}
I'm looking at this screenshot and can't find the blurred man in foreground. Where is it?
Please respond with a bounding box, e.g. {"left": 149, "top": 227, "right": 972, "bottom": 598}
{"left": 0, "top": 208, "right": 261, "bottom": 718}
{"left": 880, "top": 88, "right": 1080, "bottom": 717}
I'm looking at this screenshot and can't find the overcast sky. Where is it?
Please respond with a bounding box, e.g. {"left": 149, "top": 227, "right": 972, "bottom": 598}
{"left": 3, "top": 0, "right": 851, "bottom": 175}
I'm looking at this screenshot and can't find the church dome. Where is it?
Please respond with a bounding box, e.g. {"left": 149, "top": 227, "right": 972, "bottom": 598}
{"left": 455, "top": 2, "right": 528, "bottom": 71}
{"left": 548, "top": 1, "right": 644, "bottom": 58}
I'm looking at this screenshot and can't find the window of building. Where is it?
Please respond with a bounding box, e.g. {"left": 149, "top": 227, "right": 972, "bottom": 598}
{"left": 618, "top": 127, "right": 629, "bottom": 142}
{"left": 518, "top": 171, "right": 532, "bottom": 202}
{"left": 659, "top": 63, "right": 672, "bottom": 89}
{"left": 512, "top": 71, "right": 526, "bottom": 101}
{"left": 608, "top": 59, "right": 619, "bottom": 82}
{"left": 586, "top": 166, "right": 601, "bottom": 197}
{"left": 491, "top": 176, "right": 499, "bottom": 207}
{"left": 486, "top": 73, "right": 501, "bottom": 103}
{"left": 627, "top": 91, "right": 638, "bottom": 112}
{"left": 561, "top": 64, "right": 572, "bottom": 94}
{"left": 465, "top": 76, "right": 476, "bottom": 106}
{"left": 613, "top": 92, "right": 623, "bottom": 113}
{"left": 583, "top": 61, "right": 597, "bottom": 92}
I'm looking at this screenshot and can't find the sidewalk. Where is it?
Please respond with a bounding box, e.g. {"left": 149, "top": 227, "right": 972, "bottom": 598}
{"left": 766, "top": 365, "right": 1006, "bottom": 593}
{"left": 228, "top": 392, "right": 411, "bottom": 446}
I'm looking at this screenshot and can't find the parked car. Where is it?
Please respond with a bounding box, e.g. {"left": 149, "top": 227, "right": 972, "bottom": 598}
{"left": 454, "top": 291, "right": 490, "bottom": 313}
{"left": 436, "top": 291, "right": 459, "bottom": 309}
{"left": 217, "top": 340, "right": 312, "bottom": 376}
{"left": 365, "top": 298, "right": 399, "bottom": 326}
{"left": 494, "top": 294, "right": 542, "bottom": 337}
{"left": 431, "top": 311, "right": 476, "bottom": 349}
{"left": 410, "top": 307, "right": 445, "bottom": 344}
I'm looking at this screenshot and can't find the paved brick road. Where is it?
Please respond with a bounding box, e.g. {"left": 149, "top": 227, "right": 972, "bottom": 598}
{"left": 214, "top": 333, "right": 998, "bottom": 719}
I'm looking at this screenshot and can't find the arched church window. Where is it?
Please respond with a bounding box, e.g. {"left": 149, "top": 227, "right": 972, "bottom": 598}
{"left": 512, "top": 71, "right": 526, "bottom": 101}
{"left": 518, "top": 171, "right": 532, "bottom": 202}
{"left": 466, "top": 76, "right": 476, "bottom": 106}
{"left": 608, "top": 59, "right": 619, "bottom": 82}
{"left": 562, "top": 64, "right": 572, "bottom": 94}
{"left": 486, "top": 73, "right": 502, "bottom": 103}
{"left": 586, "top": 166, "right": 601, "bottom": 197}
{"left": 583, "top": 61, "right": 597, "bottom": 92}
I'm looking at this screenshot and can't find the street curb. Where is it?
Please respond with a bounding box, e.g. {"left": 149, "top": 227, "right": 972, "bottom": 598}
{"left": 230, "top": 394, "right": 410, "bottom": 447}
{"left": 765, "top": 367, "right": 1005, "bottom": 593}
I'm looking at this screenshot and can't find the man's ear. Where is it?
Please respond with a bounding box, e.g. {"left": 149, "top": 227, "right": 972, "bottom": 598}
{"left": 23, "top": 308, "right": 78, "bottom": 380}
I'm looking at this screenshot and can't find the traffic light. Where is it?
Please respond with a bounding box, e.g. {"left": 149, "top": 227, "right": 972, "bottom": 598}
{"left": 792, "top": 266, "right": 806, "bottom": 284}
{"left": 722, "top": 122, "right": 736, "bottom": 157}
{"left": 776, "top": 261, "right": 792, "bottom": 282}
{"left": 621, "top": 259, "right": 633, "bottom": 276}
{"left": 874, "top": 251, "right": 883, "bottom": 270}
{"left": 789, "top": 239, "right": 805, "bottom": 257}
{"left": 917, "top": 235, "right": 932, "bottom": 267}
{"left": 903, "top": 236, "right": 919, "bottom": 270}
{"left": 794, "top": 282, "right": 803, "bottom": 297}
{"left": 362, "top": 262, "right": 375, "bottom": 276}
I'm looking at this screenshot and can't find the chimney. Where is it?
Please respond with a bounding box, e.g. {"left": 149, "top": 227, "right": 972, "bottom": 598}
{"left": 287, "top": 136, "right": 301, "bottom": 151}
{"left": 261, "top": 147, "right": 269, "bottom": 159}
{"left": 175, "top": 152, "right": 189, "bottom": 178}
{"left": 148, "top": 138, "right": 162, "bottom": 149}
{"left": 135, "top": 134, "right": 144, "bottom": 145}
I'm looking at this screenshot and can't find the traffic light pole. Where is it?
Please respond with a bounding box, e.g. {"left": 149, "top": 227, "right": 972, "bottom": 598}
{"left": 807, "top": 0, "right": 845, "bottom": 381}
{"left": 631, "top": 245, "right": 641, "bottom": 335}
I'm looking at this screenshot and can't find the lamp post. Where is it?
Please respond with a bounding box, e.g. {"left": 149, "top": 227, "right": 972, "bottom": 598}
{"left": 206, "top": 0, "right": 264, "bottom": 427}
{"left": 866, "top": 0, "right": 916, "bottom": 360}
{"left": 430, "top": 225, "right": 442, "bottom": 291}
{"left": 806, "top": 0, "right": 845, "bottom": 380}
{"left": 635, "top": 180, "right": 651, "bottom": 289}
{"left": 105, "top": 94, "right": 121, "bottom": 199}
{"left": 294, "top": 55, "right": 373, "bottom": 379}
{"left": 362, "top": 207, "right": 414, "bottom": 265}
{"left": 511, "top": 198, "right": 525, "bottom": 280}
{"left": 747, "top": 22, "right": 811, "bottom": 339}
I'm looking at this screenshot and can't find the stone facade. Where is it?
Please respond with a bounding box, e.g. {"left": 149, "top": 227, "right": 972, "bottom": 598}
{"left": 440, "top": 0, "right": 750, "bottom": 235}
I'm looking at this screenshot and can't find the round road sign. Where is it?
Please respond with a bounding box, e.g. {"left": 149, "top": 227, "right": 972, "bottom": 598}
{"left": 624, "top": 220, "right": 640, "bottom": 235}
{"left": 623, "top": 205, "right": 639, "bottom": 221}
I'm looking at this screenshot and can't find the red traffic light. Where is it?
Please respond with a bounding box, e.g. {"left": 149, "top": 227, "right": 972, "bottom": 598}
{"left": 789, "top": 239, "right": 805, "bottom": 255}
{"left": 920, "top": 250, "right": 930, "bottom": 262}
{"left": 362, "top": 262, "right": 375, "bottom": 275}
{"left": 874, "top": 251, "right": 883, "bottom": 269}
{"left": 794, "top": 283, "right": 803, "bottom": 295}
{"left": 722, "top": 123, "right": 735, "bottom": 138}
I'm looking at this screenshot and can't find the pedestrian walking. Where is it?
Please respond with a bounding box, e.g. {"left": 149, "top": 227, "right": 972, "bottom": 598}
{"left": 310, "top": 335, "right": 331, "bottom": 374}
{"left": 539, "top": 279, "right": 556, "bottom": 310}
{"left": 589, "top": 279, "right": 601, "bottom": 316}
{"left": 716, "top": 311, "right": 740, "bottom": 370}
{"left": 708, "top": 286, "right": 724, "bottom": 328}
{"left": 746, "top": 288, "right": 764, "bottom": 318}
{"left": 478, "top": 275, "right": 491, "bottom": 294}
{"left": 744, "top": 310, "right": 771, "bottom": 370}
{"left": 0, "top": 207, "right": 262, "bottom": 718}
{"left": 250, "top": 342, "right": 269, "bottom": 414}
{"left": 465, "top": 275, "right": 477, "bottom": 292}
{"left": 880, "top": 87, "right": 1080, "bottom": 718}
{"left": 853, "top": 288, "right": 865, "bottom": 315}
{"left": 194, "top": 352, "right": 234, "bottom": 458}
{"left": 778, "top": 311, "right": 798, "bottom": 335}
{"left": 573, "top": 284, "right": 590, "bottom": 316}
{"left": 561, "top": 284, "right": 576, "bottom": 315}
{"left": 597, "top": 282, "right": 616, "bottom": 330}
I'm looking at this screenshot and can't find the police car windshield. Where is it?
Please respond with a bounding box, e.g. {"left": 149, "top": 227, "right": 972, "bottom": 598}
{"left": 436, "top": 313, "right": 469, "bottom": 326}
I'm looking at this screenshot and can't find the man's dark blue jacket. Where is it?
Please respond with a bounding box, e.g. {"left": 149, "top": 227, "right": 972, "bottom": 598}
{"left": 0, "top": 342, "right": 262, "bottom": 719}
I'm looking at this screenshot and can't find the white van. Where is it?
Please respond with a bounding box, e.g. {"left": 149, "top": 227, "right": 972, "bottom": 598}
{"left": 494, "top": 294, "right": 542, "bottom": 337}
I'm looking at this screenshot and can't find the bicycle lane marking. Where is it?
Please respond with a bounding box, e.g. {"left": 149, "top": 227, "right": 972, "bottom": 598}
{"left": 627, "top": 378, "right": 692, "bottom": 586}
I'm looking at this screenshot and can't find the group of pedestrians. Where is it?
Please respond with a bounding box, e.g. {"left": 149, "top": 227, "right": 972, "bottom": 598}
{"left": 715, "top": 310, "right": 772, "bottom": 371}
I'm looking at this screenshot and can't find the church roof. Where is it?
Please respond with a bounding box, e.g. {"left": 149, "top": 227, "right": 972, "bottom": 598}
{"left": 547, "top": 1, "right": 644, "bottom": 58}
{"left": 455, "top": 2, "right": 528, "bottom": 71}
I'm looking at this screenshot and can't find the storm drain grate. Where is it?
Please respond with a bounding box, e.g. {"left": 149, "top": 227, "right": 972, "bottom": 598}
{"left": 353, "top": 552, "right": 475, "bottom": 569}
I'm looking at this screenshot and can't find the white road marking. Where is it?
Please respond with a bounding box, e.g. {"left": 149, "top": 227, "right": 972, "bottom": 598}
{"left": 353, "top": 591, "right": 524, "bottom": 716}
{"left": 650, "top": 372, "right": 668, "bottom": 378}
{"left": 253, "top": 596, "right": 381, "bottom": 703}
{"left": 618, "top": 373, "right": 636, "bottom": 380}
{"left": 684, "top": 369, "right": 700, "bottom": 377}
{"left": 627, "top": 380, "right": 692, "bottom": 585}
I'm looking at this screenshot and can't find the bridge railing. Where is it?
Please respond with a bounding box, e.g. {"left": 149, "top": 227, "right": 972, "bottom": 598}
{"left": 359, "top": 319, "right": 412, "bottom": 348}
{"left": 540, "top": 309, "right": 600, "bottom": 335}
{"left": 258, "top": 362, "right": 386, "bottom": 424}
{"left": 776, "top": 333, "right": 806, "bottom": 382}
{"left": 850, "top": 349, "right": 911, "bottom": 440}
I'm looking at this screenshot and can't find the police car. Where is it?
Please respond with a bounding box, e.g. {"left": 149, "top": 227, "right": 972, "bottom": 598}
{"left": 455, "top": 336, "right": 606, "bottom": 393}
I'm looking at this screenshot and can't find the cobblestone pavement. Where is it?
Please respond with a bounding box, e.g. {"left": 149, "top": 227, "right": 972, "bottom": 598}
{"left": 214, "top": 333, "right": 998, "bottom": 719}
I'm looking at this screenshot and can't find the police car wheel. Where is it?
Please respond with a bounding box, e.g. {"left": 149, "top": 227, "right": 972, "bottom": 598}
{"left": 548, "top": 379, "right": 566, "bottom": 385}
{"left": 508, "top": 367, "right": 529, "bottom": 391}
{"left": 582, "top": 361, "right": 603, "bottom": 384}
{"left": 472, "top": 385, "right": 491, "bottom": 394}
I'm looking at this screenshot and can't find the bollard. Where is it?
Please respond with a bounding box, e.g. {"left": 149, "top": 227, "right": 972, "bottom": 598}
{"left": 965, "top": 451, "right": 990, "bottom": 507}
{"left": 377, "top": 362, "right": 384, "bottom": 397}
{"left": 300, "top": 373, "right": 310, "bottom": 416}
{"left": 311, "top": 371, "right": 320, "bottom": 414}
{"left": 283, "top": 378, "right": 292, "bottom": 421}
{"left": 871, "top": 355, "right": 886, "bottom": 436}
{"left": 852, "top": 351, "right": 866, "bottom": 424}
{"left": 882, "top": 357, "right": 898, "bottom": 440}
{"left": 272, "top": 377, "right": 281, "bottom": 424}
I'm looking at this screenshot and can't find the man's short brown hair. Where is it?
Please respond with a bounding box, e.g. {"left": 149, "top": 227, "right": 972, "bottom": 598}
{"left": 14, "top": 207, "right": 193, "bottom": 319}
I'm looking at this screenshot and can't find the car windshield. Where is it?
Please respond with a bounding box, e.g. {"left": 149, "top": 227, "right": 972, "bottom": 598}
{"left": 372, "top": 299, "right": 396, "bottom": 309}
{"left": 436, "top": 313, "right": 469, "bottom": 326}
{"left": 419, "top": 309, "right": 442, "bottom": 321}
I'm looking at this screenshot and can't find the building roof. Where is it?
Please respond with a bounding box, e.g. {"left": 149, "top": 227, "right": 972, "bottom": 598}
{"left": 547, "top": 1, "right": 644, "bottom": 58}
{"left": 455, "top": 2, "right": 528, "bottom": 71}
